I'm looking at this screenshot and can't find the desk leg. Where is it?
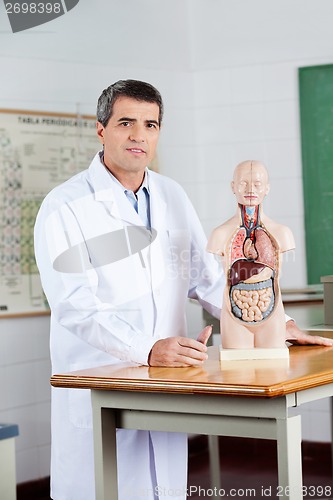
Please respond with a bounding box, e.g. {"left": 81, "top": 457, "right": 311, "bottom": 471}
{"left": 208, "top": 435, "right": 221, "bottom": 497}
{"left": 92, "top": 399, "right": 118, "bottom": 500}
{"left": 331, "top": 397, "right": 333, "bottom": 481}
{"left": 276, "top": 415, "right": 302, "bottom": 500}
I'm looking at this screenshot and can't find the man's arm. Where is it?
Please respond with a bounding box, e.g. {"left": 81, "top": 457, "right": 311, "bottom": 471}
{"left": 34, "top": 197, "right": 158, "bottom": 365}
{"left": 148, "top": 320, "right": 333, "bottom": 367}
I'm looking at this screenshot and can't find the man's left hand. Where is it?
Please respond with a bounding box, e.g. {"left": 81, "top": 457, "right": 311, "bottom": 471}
{"left": 286, "top": 320, "right": 333, "bottom": 346}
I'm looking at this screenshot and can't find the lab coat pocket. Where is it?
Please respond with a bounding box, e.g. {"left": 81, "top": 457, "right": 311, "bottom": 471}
{"left": 68, "top": 363, "right": 93, "bottom": 429}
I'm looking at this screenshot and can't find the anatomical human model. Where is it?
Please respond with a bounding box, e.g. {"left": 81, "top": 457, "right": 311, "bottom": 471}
{"left": 207, "top": 161, "right": 295, "bottom": 354}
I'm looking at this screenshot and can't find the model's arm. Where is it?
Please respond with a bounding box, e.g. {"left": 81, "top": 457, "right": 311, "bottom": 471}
{"left": 206, "top": 225, "right": 228, "bottom": 256}
{"left": 273, "top": 223, "right": 296, "bottom": 253}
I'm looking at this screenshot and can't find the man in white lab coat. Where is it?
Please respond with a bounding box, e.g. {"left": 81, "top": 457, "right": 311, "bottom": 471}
{"left": 34, "top": 80, "right": 332, "bottom": 500}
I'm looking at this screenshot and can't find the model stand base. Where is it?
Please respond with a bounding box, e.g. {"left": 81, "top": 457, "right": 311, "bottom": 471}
{"left": 219, "top": 346, "right": 289, "bottom": 361}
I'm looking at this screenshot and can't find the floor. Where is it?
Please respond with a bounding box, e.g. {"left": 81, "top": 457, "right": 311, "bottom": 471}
{"left": 188, "top": 436, "right": 332, "bottom": 499}
{"left": 17, "top": 436, "right": 332, "bottom": 499}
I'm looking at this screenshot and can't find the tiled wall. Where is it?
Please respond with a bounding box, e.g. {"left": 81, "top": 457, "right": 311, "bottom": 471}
{"left": 0, "top": 316, "right": 51, "bottom": 483}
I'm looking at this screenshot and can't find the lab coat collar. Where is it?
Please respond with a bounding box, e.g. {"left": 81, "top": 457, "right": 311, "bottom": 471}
{"left": 86, "top": 152, "right": 139, "bottom": 225}
{"left": 87, "top": 152, "right": 166, "bottom": 228}
{"left": 100, "top": 152, "right": 150, "bottom": 197}
{"left": 87, "top": 152, "right": 116, "bottom": 200}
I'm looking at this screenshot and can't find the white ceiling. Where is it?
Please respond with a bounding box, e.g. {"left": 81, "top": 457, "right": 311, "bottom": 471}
{"left": 0, "top": 0, "right": 333, "bottom": 70}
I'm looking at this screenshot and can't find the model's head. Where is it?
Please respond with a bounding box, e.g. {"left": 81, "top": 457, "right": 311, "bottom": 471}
{"left": 97, "top": 79, "right": 164, "bottom": 127}
{"left": 231, "top": 160, "right": 270, "bottom": 206}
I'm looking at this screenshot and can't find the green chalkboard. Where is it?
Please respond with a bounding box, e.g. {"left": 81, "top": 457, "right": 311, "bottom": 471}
{"left": 299, "top": 64, "right": 333, "bottom": 284}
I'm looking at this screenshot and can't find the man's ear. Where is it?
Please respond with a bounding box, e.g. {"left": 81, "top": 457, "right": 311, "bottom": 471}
{"left": 96, "top": 122, "right": 105, "bottom": 145}
{"left": 265, "top": 183, "right": 270, "bottom": 196}
{"left": 231, "top": 180, "right": 235, "bottom": 194}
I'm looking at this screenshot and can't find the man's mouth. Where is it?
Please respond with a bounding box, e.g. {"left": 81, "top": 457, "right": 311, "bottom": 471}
{"left": 127, "top": 148, "right": 146, "bottom": 154}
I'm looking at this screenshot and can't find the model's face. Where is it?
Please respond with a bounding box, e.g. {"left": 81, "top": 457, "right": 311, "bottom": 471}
{"left": 96, "top": 96, "right": 160, "bottom": 186}
{"left": 231, "top": 161, "right": 270, "bottom": 206}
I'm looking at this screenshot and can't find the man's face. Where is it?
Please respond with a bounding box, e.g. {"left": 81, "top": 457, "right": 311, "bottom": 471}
{"left": 96, "top": 96, "right": 160, "bottom": 183}
{"left": 231, "top": 161, "right": 270, "bottom": 206}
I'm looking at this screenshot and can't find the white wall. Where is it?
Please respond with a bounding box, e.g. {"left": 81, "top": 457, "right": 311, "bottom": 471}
{"left": 0, "top": 316, "right": 51, "bottom": 482}
{"left": 0, "top": 0, "right": 332, "bottom": 485}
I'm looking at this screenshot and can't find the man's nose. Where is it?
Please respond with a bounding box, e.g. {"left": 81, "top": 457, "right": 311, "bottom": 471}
{"left": 129, "top": 125, "right": 145, "bottom": 142}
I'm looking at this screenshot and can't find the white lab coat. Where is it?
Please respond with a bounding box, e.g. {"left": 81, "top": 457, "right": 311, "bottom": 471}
{"left": 34, "top": 152, "right": 224, "bottom": 500}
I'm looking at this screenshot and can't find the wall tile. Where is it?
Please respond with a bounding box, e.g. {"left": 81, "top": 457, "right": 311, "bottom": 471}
{"left": 263, "top": 63, "right": 297, "bottom": 102}
{"left": 6, "top": 363, "right": 36, "bottom": 409}
{"left": 0, "top": 367, "right": 9, "bottom": 411}
{"left": 34, "top": 360, "right": 52, "bottom": 404}
{"left": 186, "top": 300, "right": 205, "bottom": 339}
{"left": 265, "top": 177, "right": 303, "bottom": 218}
{"left": 196, "top": 144, "right": 235, "bottom": 183}
{"left": 38, "top": 443, "right": 51, "bottom": 478}
{"left": 154, "top": 71, "right": 195, "bottom": 110}
{"left": 0, "top": 334, "right": 5, "bottom": 367}
{"left": 193, "top": 68, "right": 231, "bottom": 107}
{"left": 231, "top": 141, "right": 269, "bottom": 165}
{"left": 3, "top": 405, "right": 38, "bottom": 452}
{"left": 187, "top": 181, "right": 235, "bottom": 222}
{"left": 4, "top": 326, "right": 38, "bottom": 366}
{"left": 231, "top": 102, "right": 265, "bottom": 142}
{"left": 16, "top": 448, "right": 39, "bottom": 484}
{"left": 32, "top": 317, "right": 51, "bottom": 361}
{"left": 1, "top": 317, "right": 50, "bottom": 365}
{"left": 195, "top": 105, "right": 234, "bottom": 145}
{"left": 284, "top": 304, "right": 324, "bottom": 329}
{"left": 230, "top": 65, "right": 264, "bottom": 104}
{"left": 280, "top": 254, "right": 306, "bottom": 289}
{"left": 159, "top": 108, "right": 197, "bottom": 147}
{"left": 263, "top": 100, "right": 299, "bottom": 140}
{"left": 35, "top": 402, "right": 51, "bottom": 446}
{"left": 265, "top": 139, "right": 302, "bottom": 179}
{"left": 158, "top": 144, "right": 200, "bottom": 184}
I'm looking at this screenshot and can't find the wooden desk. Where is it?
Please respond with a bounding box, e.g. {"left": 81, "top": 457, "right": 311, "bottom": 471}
{"left": 51, "top": 331, "right": 333, "bottom": 500}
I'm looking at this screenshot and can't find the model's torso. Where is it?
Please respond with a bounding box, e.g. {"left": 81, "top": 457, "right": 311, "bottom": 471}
{"left": 226, "top": 205, "right": 279, "bottom": 324}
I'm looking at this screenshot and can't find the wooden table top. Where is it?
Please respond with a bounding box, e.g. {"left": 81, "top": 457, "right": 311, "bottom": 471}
{"left": 50, "top": 331, "right": 333, "bottom": 398}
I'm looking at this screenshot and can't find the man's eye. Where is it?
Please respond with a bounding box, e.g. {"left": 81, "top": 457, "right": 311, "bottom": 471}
{"left": 121, "top": 122, "right": 130, "bottom": 127}
{"left": 147, "top": 123, "right": 156, "bottom": 129}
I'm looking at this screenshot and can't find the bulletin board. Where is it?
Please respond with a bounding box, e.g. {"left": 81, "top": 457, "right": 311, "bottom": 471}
{"left": 0, "top": 109, "right": 100, "bottom": 317}
{"left": 298, "top": 65, "right": 333, "bottom": 284}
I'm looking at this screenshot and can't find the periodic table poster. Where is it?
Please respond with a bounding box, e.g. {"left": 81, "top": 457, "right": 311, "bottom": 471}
{"left": 0, "top": 109, "right": 100, "bottom": 317}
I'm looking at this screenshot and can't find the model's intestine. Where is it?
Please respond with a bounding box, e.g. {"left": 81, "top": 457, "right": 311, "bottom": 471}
{"left": 228, "top": 205, "right": 278, "bottom": 323}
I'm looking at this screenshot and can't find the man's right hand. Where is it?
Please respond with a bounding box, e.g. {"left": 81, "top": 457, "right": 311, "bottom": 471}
{"left": 148, "top": 326, "right": 212, "bottom": 367}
